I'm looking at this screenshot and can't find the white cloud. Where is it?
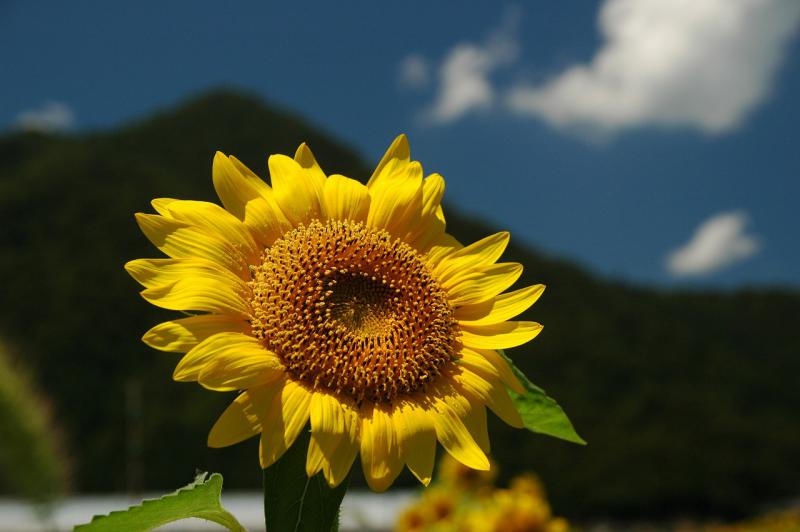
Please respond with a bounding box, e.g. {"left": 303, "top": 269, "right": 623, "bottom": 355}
{"left": 666, "top": 211, "right": 760, "bottom": 277}
{"left": 14, "top": 101, "right": 75, "bottom": 133}
{"left": 507, "top": 0, "right": 800, "bottom": 135}
{"left": 422, "top": 8, "right": 520, "bottom": 124}
{"left": 398, "top": 54, "right": 431, "bottom": 90}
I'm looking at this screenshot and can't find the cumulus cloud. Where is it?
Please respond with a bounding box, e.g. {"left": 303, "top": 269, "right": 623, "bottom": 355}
{"left": 14, "top": 101, "right": 75, "bottom": 133}
{"left": 666, "top": 211, "right": 760, "bottom": 277}
{"left": 422, "top": 8, "right": 520, "bottom": 124}
{"left": 507, "top": 0, "right": 800, "bottom": 135}
{"left": 398, "top": 54, "right": 431, "bottom": 90}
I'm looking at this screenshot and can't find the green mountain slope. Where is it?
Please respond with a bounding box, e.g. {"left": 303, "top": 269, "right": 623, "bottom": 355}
{"left": 0, "top": 89, "right": 797, "bottom": 518}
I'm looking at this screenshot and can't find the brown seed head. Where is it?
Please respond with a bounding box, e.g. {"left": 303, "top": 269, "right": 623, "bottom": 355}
{"left": 249, "top": 219, "right": 458, "bottom": 403}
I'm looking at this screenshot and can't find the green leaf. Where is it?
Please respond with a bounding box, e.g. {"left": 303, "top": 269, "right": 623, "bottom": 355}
{"left": 74, "top": 472, "right": 246, "bottom": 532}
{"left": 263, "top": 426, "right": 350, "bottom": 532}
{"left": 500, "top": 350, "right": 587, "bottom": 445}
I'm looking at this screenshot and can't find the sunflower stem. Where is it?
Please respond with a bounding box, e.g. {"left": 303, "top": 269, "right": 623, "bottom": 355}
{"left": 262, "top": 425, "right": 351, "bottom": 532}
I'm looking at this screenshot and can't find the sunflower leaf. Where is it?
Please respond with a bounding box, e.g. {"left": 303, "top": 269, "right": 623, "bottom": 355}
{"left": 499, "top": 350, "right": 587, "bottom": 445}
{"left": 262, "top": 426, "right": 350, "bottom": 532}
{"left": 74, "top": 471, "right": 245, "bottom": 531}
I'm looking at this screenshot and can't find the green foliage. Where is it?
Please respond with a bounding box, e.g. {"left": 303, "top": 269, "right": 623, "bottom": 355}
{"left": 262, "top": 427, "right": 350, "bottom": 532}
{"left": 500, "top": 350, "right": 585, "bottom": 445}
{"left": 75, "top": 472, "right": 245, "bottom": 531}
{"left": 0, "top": 340, "right": 68, "bottom": 501}
{"left": 0, "top": 89, "right": 798, "bottom": 518}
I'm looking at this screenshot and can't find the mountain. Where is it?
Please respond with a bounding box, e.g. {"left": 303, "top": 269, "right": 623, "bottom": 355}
{"left": 0, "top": 89, "right": 797, "bottom": 519}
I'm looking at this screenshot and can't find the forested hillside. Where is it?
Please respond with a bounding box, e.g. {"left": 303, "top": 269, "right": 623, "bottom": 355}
{"left": 1, "top": 90, "right": 797, "bottom": 519}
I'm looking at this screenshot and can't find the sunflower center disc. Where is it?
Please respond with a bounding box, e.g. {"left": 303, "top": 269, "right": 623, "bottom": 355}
{"left": 249, "top": 219, "right": 458, "bottom": 403}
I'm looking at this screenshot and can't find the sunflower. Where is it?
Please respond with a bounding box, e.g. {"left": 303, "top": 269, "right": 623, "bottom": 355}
{"left": 438, "top": 452, "right": 498, "bottom": 493}
{"left": 126, "top": 135, "right": 544, "bottom": 491}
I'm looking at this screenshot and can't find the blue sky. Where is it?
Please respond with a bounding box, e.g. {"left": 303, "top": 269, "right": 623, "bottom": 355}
{"left": 2, "top": 1, "right": 799, "bottom": 288}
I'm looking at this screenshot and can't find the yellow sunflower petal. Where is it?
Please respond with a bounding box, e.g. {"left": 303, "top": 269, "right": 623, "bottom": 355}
{"left": 208, "top": 387, "right": 269, "bottom": 448}
{"left": 212, "top": 152, "right": 261, "bottom": 219}
{"left": 323, "top": 435, "right": 359, "bottom": 488}
{"left": 150, "top": 197, "right": 176, "bottom": 216}
{"left": 228, "top": 155, "right": 274, "bottom": 198}
{"left": 444, "top": 263, "right": 523, "bottom": 306}
{"left": 455, "top": 284, "right": 545, "bottom": 325}
{"left": 128, "top": 258, "right": 250, "bottom": 316}
{"left": 306, "top": 435, "right": 328, "bottom": 477}
{"left": 294, "top": 143, "right": 328, "bottom": 188}
{"left": 462, "top": 402, "right": 491, "bottom": 454}
{"left": 310, "top": 391, "right": 346, "bottom": 435}
{"left": 307, "top": 392, "right": 346, "bottom": 476}
{"left": 432, "top": 404, "right": 490, "bottom": 471}
{"left": 367, "top": 161, "right": 423, "bottom": 236}
{"left": 360, "top": 403, "right": 403, "bottom": 492}
{"left": 405, "top": 173, "right": 446, "bottom": 251}
{"left": 158, "top": 200, "right": 261, "bottom": 264}
{"left": 142, "top": 315, "right": 250, "bottom": 353}
{"left": 455, "top": 367, "right": 524, "bottom": 428}
{"left": 425, "top": 233, "right": 464, "bottom": 270}
{"left": 367, "top": 134, "right": 410, "bottom": 188}
{"left": 139, "top": 275, "right": 250, "bottom": 317}
{"left": 268, "top": 154, "right": 323, "bottom": 225}
{"left": 434, "top": 204, "right": 446, "bottom": 225}
{"left": 226, "top": 154, "right": 295, "bottom": 241}
{"left": 396, "top": 400, "right": 436, "bottom": 486}
{"left": 460, "top": 321, "right": 543, "bottom": 350}
{"left": 459, "top": 347, "right": 524, "bottom": 394}
{"left": 320, "top": 402, "right": 359, "bottom": 487}
{"left": 421, "top": 173, "right": 445, "bottom": 221}
{"left": 134, "top": 213, "right": 250, "bottom": 278}
{"left": 279, "top": 381, "right": 313, "bottom": 438}
{"left": 411, "top": 217, "right": 446, "bottom": 254}
{"left": 260, "top": 379, "right": 313, "bottom": 469}
{"left": 212, "top": 153, "right": 291, "bottom": 246}
{"left": 244, "top": 195, "right": 292, "bottom": 247}
{"left": 125, "top": 258, "right": 243, "bottom": 289}
{"left": 323, "top": 174, "right": 371, "bottom": 222}
{"left": 173, "top": 332, "right": 280, "bottom": 385}
{"left": 198, "top": 350, "right": 283, "bottom": 392}
{"left": 429, "top": 381, "right": 490, "bottom": 470}
{"left": 435, "top": 232, "right": 510, "bottom": 282}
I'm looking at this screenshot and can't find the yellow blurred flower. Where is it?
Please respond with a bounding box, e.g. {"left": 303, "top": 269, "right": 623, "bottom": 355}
{"left": 127, "top": 135, "right": 545, "bottom": 490}
{"left": 425, "top": 489, "right": 459, "bottom": 523}
{"left": 509, "top": 473, "right": 546, "bottom": 499}
{"left": 397, "top": 487, "right": 459, "bottom": 532}
{"left": 474, "top": 487, "right": 556, "bottom": 532}
{"left": 396, "top": 462, "right": 568, "bottom": 532}
{"left": 438, "top": 453, "right": 498, "bottom": 492}
{"left": 396, "top": 506, "right": 428, "bottom": 532}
